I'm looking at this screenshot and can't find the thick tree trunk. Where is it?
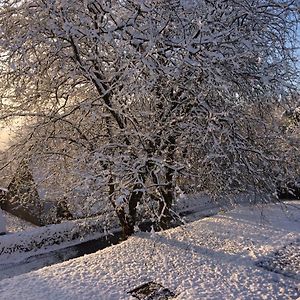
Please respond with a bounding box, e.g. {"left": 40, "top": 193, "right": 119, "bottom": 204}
{"left": 109, "top": 180, "right": 144, "bottom": 239}
{"left": 119, "top": 187, "right": 144, "bottom": 239}
{"left": 115, "top": 207, "right": 135, "bottom": 239}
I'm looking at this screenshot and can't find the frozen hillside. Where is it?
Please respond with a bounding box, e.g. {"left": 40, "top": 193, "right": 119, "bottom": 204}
{"left": 0, "top": 202, "right": 299, "bottom": 300}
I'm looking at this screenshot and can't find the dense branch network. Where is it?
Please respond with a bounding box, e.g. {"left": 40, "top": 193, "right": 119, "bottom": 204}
{"left": 0, "top": 0, "right": 299, "bottom": 236}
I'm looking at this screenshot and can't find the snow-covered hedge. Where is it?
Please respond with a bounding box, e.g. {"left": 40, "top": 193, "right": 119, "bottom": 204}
{"left": 0, "top": 215, "right": 119, "bottom": 264}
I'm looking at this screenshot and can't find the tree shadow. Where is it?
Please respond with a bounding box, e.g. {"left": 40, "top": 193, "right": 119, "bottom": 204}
{"left": 137, "top": 231, "right": 254, "bottom": 268}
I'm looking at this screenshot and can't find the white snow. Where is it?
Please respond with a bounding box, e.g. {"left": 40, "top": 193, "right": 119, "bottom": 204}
{"left": 0, "top": 201, "right": 299, "bottom": 299}
{"left": 0, "top": 194, "right": 228, "bottom": 265}
{"left": 0, "top": 214, "right": 118, "bottom": 264}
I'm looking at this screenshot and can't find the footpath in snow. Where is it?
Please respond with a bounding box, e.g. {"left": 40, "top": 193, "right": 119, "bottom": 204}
{"left": 0, "top": 201, "right": 299, "bottom": 300}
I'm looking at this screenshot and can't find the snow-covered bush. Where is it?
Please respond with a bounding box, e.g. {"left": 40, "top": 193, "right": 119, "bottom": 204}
{"left": 0, "top": 0, "right": 299, "bottom": 236}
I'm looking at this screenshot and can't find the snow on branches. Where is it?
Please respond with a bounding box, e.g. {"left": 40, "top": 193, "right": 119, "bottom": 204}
{"left": 0, "top": 0, "right": 299, "bottom": 236}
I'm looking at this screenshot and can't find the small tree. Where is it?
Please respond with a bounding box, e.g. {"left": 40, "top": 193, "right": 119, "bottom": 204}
{"left": 0, "top": 0, "right": 299, "bottom": 237}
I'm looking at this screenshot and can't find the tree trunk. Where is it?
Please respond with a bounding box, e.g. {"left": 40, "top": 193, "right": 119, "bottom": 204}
{"left": 109, "top": 181, "right": 144, "bottom": 239}
{"left": 115, "top": 207, "right": 135, "bottom": 240}
{"left": 158, "top": 191, "right": 174, "bottom": 230}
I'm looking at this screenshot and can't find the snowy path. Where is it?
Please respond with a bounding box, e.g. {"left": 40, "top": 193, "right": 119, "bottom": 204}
{"left": 0, "top": 201, "right": 299, "bottom": 299}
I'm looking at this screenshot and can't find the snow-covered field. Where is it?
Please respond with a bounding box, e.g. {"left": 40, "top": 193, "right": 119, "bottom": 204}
{"left": 0, "top": 201, "right": 299, "bottom": 300}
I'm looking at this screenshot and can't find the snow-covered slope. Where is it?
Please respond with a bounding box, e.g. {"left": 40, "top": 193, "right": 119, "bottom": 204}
{"left": 0, "top": 194, "right": 227, "bottom": 265}
{"left": 0, "top": 213, "right": 118, "bottom": 264}
{"left": 0, "top": 202, "right": 299, "bottom": 300}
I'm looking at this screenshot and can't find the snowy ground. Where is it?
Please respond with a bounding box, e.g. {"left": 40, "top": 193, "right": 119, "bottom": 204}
{"left": 0, "top": 194, "right": 226, "bottom": 267}
{"left": 0, "top": 201, "right": 299, "bottom": 300}
{"left": 0, "top": 194, "right": 224, "bottom": 281}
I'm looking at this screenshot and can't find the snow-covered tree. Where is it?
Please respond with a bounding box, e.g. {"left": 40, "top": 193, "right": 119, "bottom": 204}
{"left": 0, "top": 0, "right": 299, "bottom": 236}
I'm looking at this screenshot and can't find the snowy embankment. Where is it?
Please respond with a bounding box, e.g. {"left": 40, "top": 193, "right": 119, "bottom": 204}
{"left": 0, "top": 202, "right": 299, "bottom": 300}
{"left": 0, "top": 194, "right": 225, "bottom": 265}
{"left": 0, "top": 213, "right": 118, "bottom": 264}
